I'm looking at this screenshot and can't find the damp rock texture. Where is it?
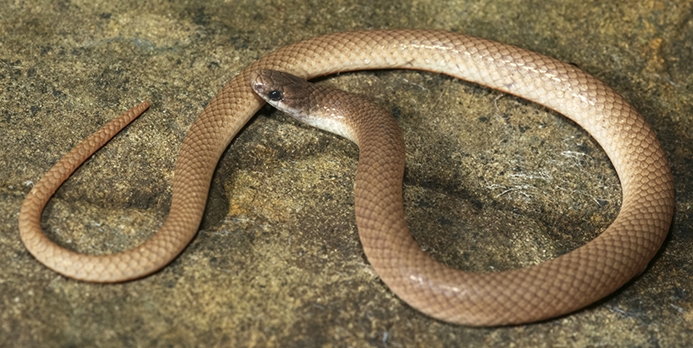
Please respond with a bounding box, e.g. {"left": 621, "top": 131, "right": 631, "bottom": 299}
{"left": 1, "top": 1, "right": 692, "bottom": 347}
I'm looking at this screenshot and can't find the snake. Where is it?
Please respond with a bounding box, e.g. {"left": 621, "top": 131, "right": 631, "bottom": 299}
{"left": 18, "top": 30, "right": 674, "bottom": 326}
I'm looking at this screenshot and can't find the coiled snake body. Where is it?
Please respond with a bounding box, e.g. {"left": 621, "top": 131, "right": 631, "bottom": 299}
{"left": 19, "top": 30, "right": 674, "bottom": 326}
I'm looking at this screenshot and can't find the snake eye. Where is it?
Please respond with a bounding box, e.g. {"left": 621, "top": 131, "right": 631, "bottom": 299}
{"left": 268, "top": 90, "right": 283, "bottom": 101}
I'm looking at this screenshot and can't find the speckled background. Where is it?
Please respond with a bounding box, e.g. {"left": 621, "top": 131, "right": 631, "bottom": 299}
{"left": 1, "top": 0, "right": 692, "bottom": 347}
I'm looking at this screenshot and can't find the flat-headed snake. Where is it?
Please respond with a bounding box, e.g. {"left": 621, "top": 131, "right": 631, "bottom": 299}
{"left": 19, "top": 30, "right": 674, "bottom": 325}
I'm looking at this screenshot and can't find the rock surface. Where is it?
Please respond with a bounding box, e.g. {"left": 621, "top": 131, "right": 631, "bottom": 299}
{"left": 1, "top": 1, "right": 691, "bottom": 347}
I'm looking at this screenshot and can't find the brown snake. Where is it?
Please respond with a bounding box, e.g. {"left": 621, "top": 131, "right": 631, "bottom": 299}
{"left": 19, "top": 30, "right": 674, "bottom": 326}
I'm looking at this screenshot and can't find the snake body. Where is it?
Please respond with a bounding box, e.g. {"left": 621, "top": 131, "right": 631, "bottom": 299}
{"left": 19, "top": 30, "right": 674, "bottom": 325}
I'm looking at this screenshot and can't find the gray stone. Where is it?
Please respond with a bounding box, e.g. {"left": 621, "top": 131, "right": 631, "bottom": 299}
{"left": 1, "top": 0, "right": 691, "bottom": 347}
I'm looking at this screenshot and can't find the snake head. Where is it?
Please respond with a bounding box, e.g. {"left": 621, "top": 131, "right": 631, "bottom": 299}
{"left": 250, "top": 69, "right": 312, "bottom": 111}
{"left": 249, "top": 69, "right": 358, "bottom": 142}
